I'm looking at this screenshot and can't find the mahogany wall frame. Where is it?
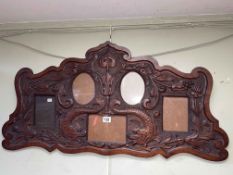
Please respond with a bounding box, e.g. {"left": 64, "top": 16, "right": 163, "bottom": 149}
{"left": 2, "top": 42, "right": 229, "bottom": 161}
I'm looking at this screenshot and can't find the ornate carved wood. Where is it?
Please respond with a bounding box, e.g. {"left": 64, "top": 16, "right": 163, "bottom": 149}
{"left": 2, "top": 42, "right": 229, "bottom": 161}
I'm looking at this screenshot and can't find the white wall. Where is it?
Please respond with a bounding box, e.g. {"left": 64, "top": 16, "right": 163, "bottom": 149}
{"left": 0, "top": 26, "right": 233, "bottom": 175}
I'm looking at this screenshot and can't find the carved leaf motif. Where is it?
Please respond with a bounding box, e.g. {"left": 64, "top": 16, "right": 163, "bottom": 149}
{"left": 58, "top": 84, "right": 74, "bottom": 108}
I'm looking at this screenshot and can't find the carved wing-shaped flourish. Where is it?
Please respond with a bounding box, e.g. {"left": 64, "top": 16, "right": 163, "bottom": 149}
{"left": 2, "top": 42, "right": 228, "bottom": 161}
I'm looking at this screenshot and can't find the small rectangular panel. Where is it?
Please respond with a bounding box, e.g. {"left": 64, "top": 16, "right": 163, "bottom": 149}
{"left": 163, "top": 97, "right": 188, "bottom": 132}
{"left": 34, "top": 96, "right": 55, "bottom": 129}
{"left": 88, "top": 115, "right": 126, "bottom": 144}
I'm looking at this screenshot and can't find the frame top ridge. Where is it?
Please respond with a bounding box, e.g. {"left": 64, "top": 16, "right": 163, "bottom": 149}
{"left": 85, "top": 41, "right": 131, "bottom": 60}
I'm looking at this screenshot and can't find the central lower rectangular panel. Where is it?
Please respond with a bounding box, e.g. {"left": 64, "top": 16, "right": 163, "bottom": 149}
{"left": 88, "top": 115, "right": 126, "bottom": 144}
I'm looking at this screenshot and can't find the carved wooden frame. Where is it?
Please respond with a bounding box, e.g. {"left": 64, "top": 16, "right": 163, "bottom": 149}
{"left": 2, "top": 42, "right": 229, "bottom": 161}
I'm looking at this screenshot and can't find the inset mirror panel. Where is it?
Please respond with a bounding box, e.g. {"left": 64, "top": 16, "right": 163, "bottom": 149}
{"left": 88, "top": 115, "right": 126, "bottom": 144}
{"left": 34, "top": 96, "right": 55, "bottom": 129}
{"left": 163, "top": 97, "right": 188, "bottom": 132}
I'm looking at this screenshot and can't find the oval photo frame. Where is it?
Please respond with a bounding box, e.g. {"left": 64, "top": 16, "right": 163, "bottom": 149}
{"left": 120, "top": 72, "right": 145, "bottom": 105}
{"left": 72, "top": 73, "right": 95, "bottom": 105}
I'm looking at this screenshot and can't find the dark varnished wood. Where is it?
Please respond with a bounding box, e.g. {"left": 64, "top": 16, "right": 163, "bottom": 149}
{"left": 2, "top": 42, "right": 229, "bottom": 161}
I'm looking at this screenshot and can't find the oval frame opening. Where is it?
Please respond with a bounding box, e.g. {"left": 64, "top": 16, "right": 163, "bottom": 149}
{"left": 120, "top": 72, "right": 145, "bottom": 105}
{"left": 72, "top": 73, "right": 95, "bottom": 105}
